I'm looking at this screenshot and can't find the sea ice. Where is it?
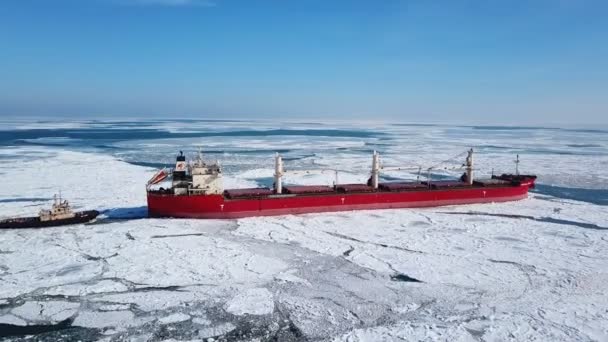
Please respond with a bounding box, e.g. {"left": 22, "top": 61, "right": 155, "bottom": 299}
{"left": 71, "top": 310, "right": 150, "bottom": 331}
{"left": 158, "top": 313, "right": 191, "bottom": 324}
{"left": 0, "top": 314, "right": 27, "bottom": 326}
{"left": 10, "top": 301, "right": 80, "bottom": 323}
{"left": 224, "top": 288, "right": 274, "bottom": 316}
{"left": 197, "top": 322, "right": 236, "bottom": 339}
{"left": 1, "top": 126, "right": 607, "bottom": 341}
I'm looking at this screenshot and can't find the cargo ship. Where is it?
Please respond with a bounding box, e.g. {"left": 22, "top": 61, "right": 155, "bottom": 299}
{"left": 146, "top": 149, "right": 536, "bottom": 219}
{"left": 0, "top": 195, "right": 99, "bottom": 229}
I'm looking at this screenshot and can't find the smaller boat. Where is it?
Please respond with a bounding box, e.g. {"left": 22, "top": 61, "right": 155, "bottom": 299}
{"left": 0, "top": 195, "right": 99, "bottom": 229}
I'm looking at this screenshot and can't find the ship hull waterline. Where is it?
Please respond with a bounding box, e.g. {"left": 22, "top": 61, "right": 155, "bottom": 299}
{"left": 147, "top": 183, "right": 532, "bottom": 219}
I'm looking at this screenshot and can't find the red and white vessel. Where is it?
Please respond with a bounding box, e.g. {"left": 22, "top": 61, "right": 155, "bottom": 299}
{"left": 147, "top": 149, "right": 536, "bottom": 219}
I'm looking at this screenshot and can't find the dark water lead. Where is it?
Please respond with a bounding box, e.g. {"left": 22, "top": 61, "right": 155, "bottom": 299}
{"left": 0, "top": 197, "right": 50, "bottom": 203}
{"left": 1, "top": 128, "right": 383, "bottom": 145}
{"left": 126, "top": 160, "right": 169, "bottom": 169}
{"left": 0, "top": 318, "right": 99, "bottom": 339}
{"left": 469, "top": 125, "right": 608, "bottom": 134}
{"left": 441, "top": 212, "right": 608, "bottom": 231}
{"left": 566, "top": 144, "right": 603, "bottom": 148}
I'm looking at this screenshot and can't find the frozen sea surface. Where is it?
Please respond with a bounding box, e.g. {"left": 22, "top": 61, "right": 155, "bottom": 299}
{"left": 0, "top": 119, "right": 607, "bottom": 341}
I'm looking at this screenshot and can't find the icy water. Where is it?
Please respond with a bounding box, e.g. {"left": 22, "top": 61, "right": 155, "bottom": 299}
{"left": 0, "top": 119, "right": 607, "bottom": 341}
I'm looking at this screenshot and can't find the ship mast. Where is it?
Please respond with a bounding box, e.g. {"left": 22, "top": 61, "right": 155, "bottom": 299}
{"left": 274, "top": 153, "right": 284, "bottom": 194}
{"left": 515, "top": 154, "right": 520, "bottom": 176}
{"left": 465, "top": 148, "right": 474, "bottom": 185}
{"left": 371, "top": 151, "right": 380, "bottom": 189}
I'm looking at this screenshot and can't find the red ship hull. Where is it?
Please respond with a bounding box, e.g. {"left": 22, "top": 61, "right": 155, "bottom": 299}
{"left": 147, "top": 177, "right": 536, "bottom": 219}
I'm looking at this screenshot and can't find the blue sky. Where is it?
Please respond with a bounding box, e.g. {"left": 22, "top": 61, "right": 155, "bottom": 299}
{"left": 0, "top": 0, "right": 607, "bottom": 124}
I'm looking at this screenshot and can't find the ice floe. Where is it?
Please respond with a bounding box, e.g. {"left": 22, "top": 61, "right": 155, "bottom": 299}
{"left": 158, "top": 313, "right": 191, "bottom": 325}
{"left": 10, "top": 301, "right": 80, "bottom": 324}
{"left": 225, "top": 288, "right": 274, "bottom": 316}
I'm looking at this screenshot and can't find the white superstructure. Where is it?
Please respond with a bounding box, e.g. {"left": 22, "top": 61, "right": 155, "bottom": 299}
{"left": 190, "top": 151, "right": 223, "bottom": 195}
{"left": 39, "top": 194, "right": 75, "bottom": 221}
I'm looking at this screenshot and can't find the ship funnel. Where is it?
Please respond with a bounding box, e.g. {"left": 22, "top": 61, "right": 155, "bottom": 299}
{"left": 175, "top": 151, "right": 187, "bottom": 173}
{"left": 172, "top": 151, "right": 189, "bottom": 192}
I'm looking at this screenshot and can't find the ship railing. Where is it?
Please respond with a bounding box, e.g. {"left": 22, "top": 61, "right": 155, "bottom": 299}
{"left": 281, "top": 164, "right": 474, "bottom": 184}
{"left": 282, "top": 168, "right": 349, "bottom": 187}
{"left": 283, "top": 169, "right": 345, "bottom": 175}
{"left": 381, "top": 165, "right": 486, "bottom": 188}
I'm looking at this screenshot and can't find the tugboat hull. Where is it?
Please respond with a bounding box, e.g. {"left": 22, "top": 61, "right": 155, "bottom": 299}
{"left": 0, "top": 210, "right": 100, "bottom": 229}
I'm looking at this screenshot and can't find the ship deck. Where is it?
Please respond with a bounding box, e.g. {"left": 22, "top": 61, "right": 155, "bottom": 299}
{"left": 221, "top": 179, "right": 514, "bottom": 200}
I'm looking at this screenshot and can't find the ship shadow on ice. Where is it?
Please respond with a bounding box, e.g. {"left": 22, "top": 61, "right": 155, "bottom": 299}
{"left": 391, "top": 273, "right": 423, "bottom": 283}
{"left": 533, "top": 184, "right": 608, "bottom": 206}
{"left": 440, "top": 212, "right": 608, "bottom": 231}
{"left": 98, "top": 206, "right": 148, "bottom": 221}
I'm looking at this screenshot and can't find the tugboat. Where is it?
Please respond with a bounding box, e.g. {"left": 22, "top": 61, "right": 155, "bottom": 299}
{"left": 147, "top": 149, "right": 537, "bottom": 219}
{"left": 0, "top": 195, "right": 99, "bottom": 229}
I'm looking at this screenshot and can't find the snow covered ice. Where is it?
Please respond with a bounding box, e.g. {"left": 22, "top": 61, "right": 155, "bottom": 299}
{"left": 0, "top": 120, "right": 607, "bottom": 341}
